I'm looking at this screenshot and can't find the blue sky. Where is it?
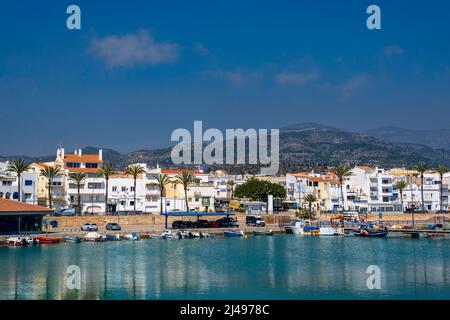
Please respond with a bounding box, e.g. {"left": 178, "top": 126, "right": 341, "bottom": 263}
{"left": 1, "top": 0, "right": 449, "bottom": 155}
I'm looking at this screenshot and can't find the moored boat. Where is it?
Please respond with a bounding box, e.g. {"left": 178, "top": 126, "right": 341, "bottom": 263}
{"left": 253, "top": 230, "right": 274, "bottom": 236}
{"left": 85, "top": 232, "right": 106, "bottom": 242}
{"left": 7, "top": 236, "right": 37, "bottom": 246}
{"left": 224, "top": 230, "right": 245, "bottom": 237}
{"left": 124, "top": 232, "right": 140, "bottom": 241}
{"left": 36, "top": 237, "right": 61, "bottom": 244}
{"left": 353, "top": 224, "right": 388, "bottom": 238}
{"left": 63, "top": 236, "right": 82, "bottom": 243}
{"left": 105, "top": 234, "right": 121, "bottom": 241}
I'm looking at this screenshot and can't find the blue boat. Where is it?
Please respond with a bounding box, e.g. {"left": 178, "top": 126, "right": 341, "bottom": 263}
{"left": 353, "top": 224, "right": 388, "bottom": 237}
{"left": 105, "top": 234, "right": 120, "bottom": 241}
{"left": 224, "top": 230, "right": 244, "bottom": 237}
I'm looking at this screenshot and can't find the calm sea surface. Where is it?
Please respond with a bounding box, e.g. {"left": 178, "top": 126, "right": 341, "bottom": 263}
{"left": 1, "top": 235, "right": 450, "bottom": 300}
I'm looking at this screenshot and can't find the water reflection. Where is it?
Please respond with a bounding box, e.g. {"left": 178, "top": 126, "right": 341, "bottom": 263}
{"left": 1, "top": 236, "right": 450, "bottom": 300}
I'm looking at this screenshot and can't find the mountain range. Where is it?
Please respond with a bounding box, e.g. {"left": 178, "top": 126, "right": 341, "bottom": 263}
{"left": 1, "top": 123, "right": 449, "bottom": 174}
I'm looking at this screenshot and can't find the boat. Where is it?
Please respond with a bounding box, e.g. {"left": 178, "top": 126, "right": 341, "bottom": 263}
{"left": 105, "top": 234, "right": 121, "bottom": 241}
{"left": 353, "top": 224, "right": 388, "bottom": 238}
{"left": 253, "top": 230, "right": 274, "bottom": 236}
{"left": 148, "top": 234, "right": 162, "bottom": 239}
{"left": 7, "top": 236, "right": 38, "bottom": 246}
{"left": 63, "top": 236, "right": 82, "bottom": 243}
{"left": 84, "top": 232, "right": 106, "bottom": 242}
{"left": 319, "top": 227, "right": 344, "bottom": 236}
{"left": 161, "top": 230, "right": 179, "bottom": 239}
{"left": 124, "top": 232, "right": 140, "bottom": 241}
{"left": 36, "top": 236, "right": 61, "bottom": 244}
{"left": 224, "top": 230, "right": 245, "bottom": 237}
{"left": 285, "top": 220, "right": 306, "bottom": 235}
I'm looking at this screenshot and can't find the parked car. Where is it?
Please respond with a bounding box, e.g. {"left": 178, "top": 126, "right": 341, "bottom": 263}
{"left": 61, "top": 208, "right": 76, "bottom": 216}
{"left": 81, "top": 223, "right": 99, "bottom": 232}
{"left": 246, "top": 215, "right": 266, "bottom": 227}
{"left": 216, "top": 217, "right": 239, "bottom": 228}
{"left": 193, "top": 219, "right": 210, "bottom": 228}
{"left": 435, "top": 210, "right": 448, "bottom": 214}
{"left": 208, "top": 221, "right": 221, "bottom": 228}
{"left": 172, "top": 220, "right": 195, "bottom": 229}
{"left": 105, "top": 223, "right": 121, "bottom": 231}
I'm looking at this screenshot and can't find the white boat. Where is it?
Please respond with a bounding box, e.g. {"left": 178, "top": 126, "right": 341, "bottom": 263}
{"left": 161, "top": 230, "right": 178, "bottom": 239}
{"left": 319, "top": 227, "right": 345, "bottom": 236}
{"left": 7, "top": 236, "right": 38, "bottom": 246}
{"left": 285, "top": 220, "right": 306, "bottom": 235}
{"left": 84, "top": 232, "right": 106, "bottom": 242}
{"left": 124, "top": 232, "right": 141, "bottom": 241}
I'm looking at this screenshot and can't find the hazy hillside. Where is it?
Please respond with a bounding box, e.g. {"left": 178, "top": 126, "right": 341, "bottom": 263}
{"left": 2, "top": 123, "right": 449, "bottom": 173}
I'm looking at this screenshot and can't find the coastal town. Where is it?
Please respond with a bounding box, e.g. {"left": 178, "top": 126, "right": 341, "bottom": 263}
{"left": 0, "top": 147, "right": 448, "bottom": 237}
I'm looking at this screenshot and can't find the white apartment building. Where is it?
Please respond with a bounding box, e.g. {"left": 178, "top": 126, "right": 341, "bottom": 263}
{"left": 0, "top": 161, "right": 39, "bottom": 205}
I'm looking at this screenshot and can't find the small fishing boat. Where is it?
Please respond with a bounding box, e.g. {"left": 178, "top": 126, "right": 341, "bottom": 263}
{"left": 253, "top": 230, "right": 274, "bottom": 236}
{"left": 36, "top": 237, "right": 61, "bottom": 244}
{"left": 63, "top": 236, "right": 82, "bottom": 243}
{"left": 7, "top": 236, "right": 38, "bottom": 246}
{"left": 285, "top": 220, "right": 306, "bottom": 235}
{"left": 319, "top": 227, "right": 345, "bottom": 236}
{"left": 124, "top": 232, "right": 140, "bottom": 241}
{"left": 161, "top": 230, "right": 178, "bottom": 239}
{"left": 105, "top": 234, "right": 121, "bottom": 241}
{"left": 85, "top": 232, "right": 106, "bottom": 242}
{"left": 224, "top": 230, "right": 245, "bottom": 237}
{"left": 148, "top": 234, "right": 162, "bottom": 239}
{"left": 353, "top": 224, "right": 388, "bottom": 238}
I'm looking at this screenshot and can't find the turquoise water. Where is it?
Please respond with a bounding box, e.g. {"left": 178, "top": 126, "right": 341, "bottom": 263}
{"left": 1, "top": 235, "right": 450, "bottom": 300}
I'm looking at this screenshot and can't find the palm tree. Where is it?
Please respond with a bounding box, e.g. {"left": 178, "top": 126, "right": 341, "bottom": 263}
{"left": 125, "top": 164, "right": 146, "bottom": 214}
{"left": 97, "top": 163, "right": 115, "bottom": 214}
{"left": 40, "top": 167, "right": 61, "bottom": 209}
{"left": 303, "top": 193, "right": 317, "bottom": 213}
{"left": 147, "top": 174, "right": 172, "bottom": 214}
{"left": 330, "top": 164, "right": 353, "bottom": 214}
{"left": 413, "top": 162, "right": 428, "bottom": 211}
{"left": 175, "top": 171, "right": 196, "bottom": 211}
{"left": 436, "top": 164, "right": 449, "bottom": 211}
{"left": 227, "top": 180, "right": 235, "bottom": 200}
{"left": 69, "top": 172, "right": 86, "bottom": 215}
{"left": 6, "top": 159, "right": 30, "bottom": 202}
{"left": 394, "top": 180, "right": 407, "bottom": 212}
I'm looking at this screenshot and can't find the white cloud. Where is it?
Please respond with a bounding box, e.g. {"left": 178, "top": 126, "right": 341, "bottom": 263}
{"left": 194, "top": 42, "right": 209, "bottom": 55}
{"left": 383, "top": 45, "right": 403, "bottom": 56}
{"left": 203, "top": 69, "right": 262, "bottom": 85}
{"left": 342, "top": 74, "right": 370, "bottom": 96}
{"left": 275, "top": 71, "right": 318, "bottom": 85}
{"left": 90, "top": 29, "right": 179, "bottom": 68}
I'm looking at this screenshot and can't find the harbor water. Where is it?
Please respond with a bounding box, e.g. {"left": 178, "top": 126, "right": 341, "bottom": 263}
{"left": 1, "top": 235, "right": 450, "bottom": 300}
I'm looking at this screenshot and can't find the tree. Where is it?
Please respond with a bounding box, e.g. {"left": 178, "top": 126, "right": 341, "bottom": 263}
{"left": 6, "top": 159, "right": 31, "bottom": 202}
{"left": 394, "top": 180, "right": 407, "bottom": 213}
{"left": 413, "top": 162, "right": 428, "bottom": 211}
{"left": 234, "top": 178, "right": 287, "bottom": 203}
{"left": 97, "top": 163, "right": 115, "bottom": 214}
{"left": 296, "top": 208, "right": 316, "bottom": 220}
{"left": 40, "top": 166, "right": 61, "bottom": 209}
{"left": 303, "top": 193, "right": 317, "bottom": 213}
{"left": 227, "top": 180, "right": 235, "bottom": 200}
{"left": 436, "top": 164, "right": 448, "bottom": 211}
{"left": 175, "top": 172, "right": 196, "bottom": 211}
{"left": 125, "top": 164, "right": 146, "bottom": 214}
{"left": 147, "top": 174, "right": 172, "bottom": 214}
{"left": 69, "top": 171, "right": 86, "bottom": 215}
{"left": 330, "top": 164, "right": 353, "bottom": 214}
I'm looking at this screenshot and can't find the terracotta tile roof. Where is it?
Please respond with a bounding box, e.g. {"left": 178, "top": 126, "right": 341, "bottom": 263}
{"left": 64, "top": 154, "right": 102, "bottom": 164}
{"left": 0, "top": 198, "right": 53, "bottom": 212}
{"left": 306, "top": 176, "right": 340, "bottom": 184}
{"left": 161, "top": 169, "right": 205, "bottom": 175}
{"left": 34, "top": 162, "right": 50, "bottom": 168}
{"left": 290, "top": 172, "right": 309, "bottom": 178}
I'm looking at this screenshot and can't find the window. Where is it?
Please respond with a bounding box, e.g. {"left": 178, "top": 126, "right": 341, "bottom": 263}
{"left": 130, "top": 187, "right": 135, "bottom": 192}
{"left": 5, "top": 192, "right": 11, "bottom": 199}
{"left": 121, "top": 186, "right": 127, "bottom": 192}
{"left": 24, "top": 180, "right": 33, "bottom": 186}
{"left": 0, "top": 192, "right": 3, "bottom": 198}
{"left": 86, "top": 163, "right": 98, "bottom": 168}
{"left": 2, "top": 181, "right": 12, "bottom": 186}
{"left": 88, "top": 183, "right": 102, "bottom": 189}
{"left": 112, "top": 186, "right": 117, "bottom": 192}
{"left": 130, "top": 201, "right": 135, "bottom": 206}
{"left": 383, "top": 196, "right": 390, "bottom": 203}
{"left": 67, "top": 163, "right": 81, "bottom": 168}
